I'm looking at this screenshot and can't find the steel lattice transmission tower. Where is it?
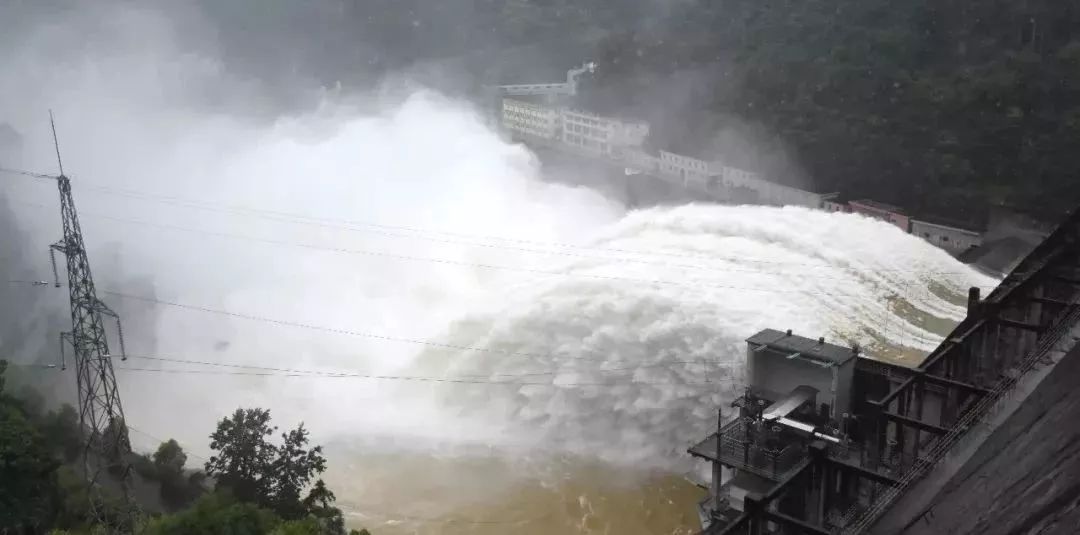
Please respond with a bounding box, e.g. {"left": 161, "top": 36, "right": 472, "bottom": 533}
{"left": 44, "top": 116, "right": 137, "bottom": 531}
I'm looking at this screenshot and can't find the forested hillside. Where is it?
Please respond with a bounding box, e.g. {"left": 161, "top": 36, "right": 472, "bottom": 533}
{"left": 0, "top": 360, "right": 372, "bottom": 534}
{"left": 6, "top": 1, "right": 1075, "bottom": 217}
{"left": 368, "top": 0, "right": 1080, "bottom": 218}
{"left": 580, "top": 0, "right": 1080, "bottom": 219}
{"left": 330, "top": 0, "right": 1080, "bottom": 219}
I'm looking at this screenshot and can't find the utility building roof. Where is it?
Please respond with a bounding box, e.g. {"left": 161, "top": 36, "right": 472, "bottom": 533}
{"left": 746, "top": 329, "right": 858, "bottom": 367}
{"left": 850, "top": 199, "right": 904, "bottom": 213}
{"left": 910, "top": 214, "right": 986, "bottom": 234}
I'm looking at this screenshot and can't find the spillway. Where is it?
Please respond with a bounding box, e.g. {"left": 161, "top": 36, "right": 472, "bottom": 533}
{"left": 318, "top": 203, "right": 997, "bottom": 533}
{"left": 402, "top": 204, "right": 997, "bottom": 461}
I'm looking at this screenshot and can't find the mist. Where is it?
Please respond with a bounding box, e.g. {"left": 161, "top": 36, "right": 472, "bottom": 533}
{"left": 1, "top": 2, "right": 1000, "bottom": 532}
{"left": 0, "top": 0, "right": 625, "bottom": 448}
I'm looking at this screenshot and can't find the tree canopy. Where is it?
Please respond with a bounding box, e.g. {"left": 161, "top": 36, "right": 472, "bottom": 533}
{"left": 0, "top": 382, "right": 62, "bottom": 531}
{"left": 205, "top": 408, "right": 346, "bottom": 532}
{"left": 577, "top": 0, "right": 1080, "bottom": 219}
{"left": 206, "top": 408, "right": 278, "bottom": 506}
{"left": 0, "top": 359, "right": 364, "bottom": 534}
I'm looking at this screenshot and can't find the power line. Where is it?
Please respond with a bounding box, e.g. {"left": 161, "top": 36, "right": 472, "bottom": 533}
{"left": 13, "top": 270, "right": 949, "bottom": 378}
{"left": 16, "top": 275, "right": 926, "bottom": 367}
{"left": 21, "top": 278, "right": 942, "bottom": 369}
{"left": 7, "top": 198, "right": 945, "bottom": 299}
{"left": 3, "top": 361, "right": 61, "bottom": 369}
{"left": 125, "top": 425, "right": 210, "bottom": 463}
{"left": 5, "top": 279, "right": 51, "bottom": 286}
{"left": 69, "top": 181, "right": 972, "bottom": 275}
{"left": 5, "top": 196, "right": 960, "bottom": 293}
{"left": 4, "top": 199, "right": 955, "bottom": 370}
{"left": 101, "top": 290, "right": 926, "bottom": 368}
{"left": 101, "top": 290, "right": 581, "bottom": 361}
{"left": 0, "top": 165, "right": 58, "bottom": 181}
{"left": 122, "top": 353, "right": 716, "bottom": 379}
{"left": 104, "top": 291, "right": 701, "bottom": 366}
{"left": 113, "top": 365, "right": 726, "bottom": 387}
{"left": 0, "top": 168, "right": 986, "bottom": 285}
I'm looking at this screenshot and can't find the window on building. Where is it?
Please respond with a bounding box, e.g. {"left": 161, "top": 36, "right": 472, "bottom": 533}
{"left": 942, "top": 236, "right": 950, "bottom": 242}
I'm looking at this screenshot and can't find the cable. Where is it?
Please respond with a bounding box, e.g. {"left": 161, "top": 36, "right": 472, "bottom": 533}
{"left": 5, "top": 197, "right": 947, "bottom": 294}
{"left": 82, "top": 201, "right": 875, "bottom": 283}
{"left": 10, "top": 199, "right": 929, "bottom": 299}
{"left": 3, "top": 361, "right": 61, "bottom": 369}
{"left": 5, "top": 279, "right": 51, "bottom": 286}
{"left": 0, "top": 166, "right": 57, "bottom": 181}
{"left": 101, "top": 290, "right": 581, "bottom": 362}
{"left": 19, "top": 275, "right": 920, "bottom": 367}
{"left": 20, "top": 275, "right": 946, "bottom": 372}
{"left": 72, "top": 181, "right": 970, "bottom": 275}
{"left": 125, "top": 424, "right": 210, "bottom": 463}
{"left": 123, "top": 353, "right": 716, "bottom": 379}
{"left": 113, "top": 365, "right": 731, "bottom": 388}
{"left": 26, "top": 275, "right": 941, "bottom": 368}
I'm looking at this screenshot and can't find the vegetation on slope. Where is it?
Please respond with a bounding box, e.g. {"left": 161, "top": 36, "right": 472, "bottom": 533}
{"left": 0, "top": 360, "right": 371, "bottom": 535}
{"left": 254, "top": 0, "right": 1076, "bottom": 219}
{"left": 578, "top": 0, "right": 1080, "bottom": 219}
{"left": 10, "top": 2, "right": 1074, "bottom": 218}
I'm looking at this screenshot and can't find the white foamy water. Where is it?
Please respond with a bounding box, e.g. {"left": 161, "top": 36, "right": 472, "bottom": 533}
{"left": 349, "top": 204, "right": 999, "bottom": 469}
{"left": 2, "top": 0, "right": 995, "bottom": 472}
{"left": 2, "top": 5, "right": 1001, "bottom": 532}
{"left": 310, "top": 204, "right": 998, "bottom": 534}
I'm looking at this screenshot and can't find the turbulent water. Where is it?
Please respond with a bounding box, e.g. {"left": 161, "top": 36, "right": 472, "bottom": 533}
{"left": 7, "top": 99, "right": 997, "bottom": 532}
{"left": 90, "top": 198, "right": 998, "bottom": 534}
{"left": 1, "top": 13, "right": 997, "bottom": 528}
{"left": 387, "top": 205, "right": 996, "bottom": 459}
{"left": 310, "top": 204, "right": 997, "bottom": 534}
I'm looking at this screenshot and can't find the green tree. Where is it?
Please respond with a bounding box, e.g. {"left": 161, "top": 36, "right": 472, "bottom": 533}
{"left": 0, "top": 360, "right": 62, "bottom": 532}
{"left": 154, "top": 439, "right": 188, "bottom": 477}
{"left": 152, "top": 439, "right": 205, "bottom": 509}
{"left": 205, "top": 408, "right": 277, "bottom": 507}
{"left": 301, "top": 480, "right": 335, "bottom": 512}
{"left": 302, "top": 480, "right": 344, "bottom": 535}
{"left": 0, "top": 403, "right": 60, "bottom": 530}
{"left": 40, "top": 404, "right": 82, "bottom": 463}
{"left": 270, "top": 517, "right": 322, "bottom": 535}
{"left": 271, "top": 518, "right": 370, "bottom": 535}
{"left": 51, "top": 466, "right": 95, "bottom": 529}
{"left": 206, "top": 409, "right": 339, "bottom": 522}
{"left": 270, "top": 424, "right": 327, "bottom": 520}
{"left": 142, "top": 492, "right": 281, "bottom": 535}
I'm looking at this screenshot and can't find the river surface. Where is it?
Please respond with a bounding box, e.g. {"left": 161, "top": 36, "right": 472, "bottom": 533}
{"left": 0, "top": 12, "right": 1000, "bottom": 534}
{"left": 89, "top": 196, "right": 999, "bottom": 534}
{"left": 301, "top": 204, "right": 997, "bottom": 534}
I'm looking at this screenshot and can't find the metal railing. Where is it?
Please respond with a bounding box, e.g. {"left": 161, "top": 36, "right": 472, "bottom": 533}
{"left": 717, "top": 418, "right": 807, "bottom": 481}
{"left": 841, "top": 304, "right": 1080, "bottom": 533}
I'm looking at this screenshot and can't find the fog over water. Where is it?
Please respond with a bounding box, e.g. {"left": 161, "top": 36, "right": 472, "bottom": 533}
{"left": 0, "top": 2, "right": 998, "bottom": 533}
